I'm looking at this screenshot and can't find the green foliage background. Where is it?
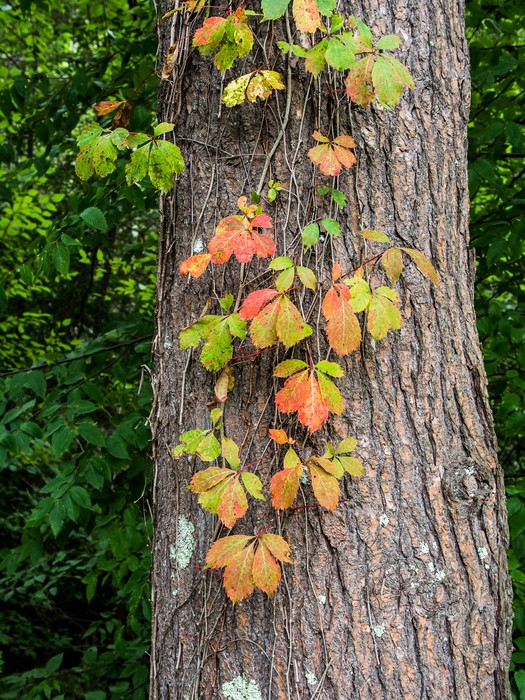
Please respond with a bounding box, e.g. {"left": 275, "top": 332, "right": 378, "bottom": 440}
{"left": 0, "top": 0, "right": 523, "bottom": 696}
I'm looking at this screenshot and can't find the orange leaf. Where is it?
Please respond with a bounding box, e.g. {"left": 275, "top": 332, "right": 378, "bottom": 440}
{"left": 268, "top": 428, "right": 290, "bottom": 444}
{"left": 292, "top": 0, "right": 320, "bottom": 33}
{"left": 208, "top": 214, "right": 275, "bottom": 264}
{"left": 249, "top": 297, "right": 280, "bottom": 348}
{"left": 322, "top": 285, "right": 361, "bottom": 356}
{"left": 179, "top": 253, "right": 212, "bottom": 278}
{"left": 216, "top": 477, "right": 248, "bottom": 528}
{"left": 206, "top": 534, "right": 254, "bottom": 568}
{"left": 309, "top": 461, "right": 340, "bottom": 509}
{"left": 223, "top": 541, "right": 256, "bottom": 602}
{"left": 92, "top": 100, "right": 127, "bottom": 116}
{"left": 252, "top": 541, "right": 281, "bottom": 596}
{"left": 189, "top": 467, "right": 232, "bottom": 493}
{"left": 270, "top": 448, "right": 302, "bottom": 509}
{"left": 308, "top": 132, "right": 356, "bottom": 177}
{"left": 259, "top": 533, "right": 292, "bottom": 563}
{"left": 382, "top": 248, "right": 403, "bottom": 284}
{"left": 297, "top": 372, "right": 328, "bottom": 433}
{"left": 275, "top": 368, "right": 310, "bottom": 414}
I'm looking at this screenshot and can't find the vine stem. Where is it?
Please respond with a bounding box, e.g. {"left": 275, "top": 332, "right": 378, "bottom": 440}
{"left": 255, "top": 10, "right": 293, "bottom": 196}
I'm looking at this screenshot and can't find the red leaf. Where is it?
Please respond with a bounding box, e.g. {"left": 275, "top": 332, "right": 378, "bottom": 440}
{"left": 193, "top": 16, "right": 227, "bottom": 46}
{"left": 208, "top": 214, "right": 276, "bottom": 264}
{"left": 240, "top": 289, "right": 279, "bottom": 320}
{"left": 179, "top": 253, "right": 212, "bottom": 278}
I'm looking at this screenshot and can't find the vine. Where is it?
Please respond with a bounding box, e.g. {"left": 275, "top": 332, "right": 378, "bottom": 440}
{"left": 75, "top": 2, "right": 438, "bottom": 604}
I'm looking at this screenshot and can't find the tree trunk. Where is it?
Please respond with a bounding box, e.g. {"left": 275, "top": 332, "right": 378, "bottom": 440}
{"left": 151, "top": 0, "right": 513, "bottom": 697}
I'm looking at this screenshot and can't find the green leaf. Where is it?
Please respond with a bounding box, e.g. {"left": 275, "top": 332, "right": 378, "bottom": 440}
{"left": 317, "top": 0, "right": 336, "bottom": 16}
{"left": 269, "top": 256, "right": 294, "bottom": 271}
{"left": 69, "top": 485, "right": 92, "bottom": 509}
{"left": 241, "top": 472, "right": 265, "bottom": 500}
{"left": 335, "top": 437, "right": 358, "bottom": 453}
{"left": 315, "top": 360, "right": 344, "bottom": 377}
{"left": 49, "top": 501, "right": 65, "bottom": 536}
{"left": 80, "top": 206, "right": 108, "bottom": 232}
{"left": 148, "top": 140, "right": 184, "bottom": 192}
{"left": 125, "top": 145, "right": 150, "bottom": 186}
{"left": 78, "top": 420, "right": 106, "bottom": 446}
{"left": 220, "top": 294, "right": 234, "bottom": 312}
{"left": 196, "top": 432, "right": 221, "bottom": 461}
{"left": 296, "top": 266, "right": 316, "bottom": 291}
{"left": 305, "top": 40, "right": 328, "bottom": 77}
{"left": 262, "top": 0, "right": 290, "bottom": 20}
{"left": 377, "top": 34, "right": 402, "bottom": 50}
{"left": 222, "top": 436, "right": 240, "bottom": 468}
{"left": 321, "top": 218, "right": 341, "bottom": 237}
{"left": 325, "top": 39, "right": 355, "bottom": 71}
{"left": 302, "top": 222, "right": 320, "bottom": 249}
{"left": 45, "top": 652, "right": 64, "bottom": 674}
{"left": 331, "top": 189, "right": 346, "bottom": 208}
{"left": 372, "top": 54, "right": 414, "bottom": 107}
{"left": 154, "top": 122, "right": 175, "bottom": 136}
{"left": 53, "top": 242, "right": 70, "bottom": 275}
{"left": 51, "top": 426, "right": 75, "bottom": 457}
{"left": 400, "top": 247, "right": 439, "bottom": 286}
{"left": 275, "top": 266, "right": 295, "bottom": 292}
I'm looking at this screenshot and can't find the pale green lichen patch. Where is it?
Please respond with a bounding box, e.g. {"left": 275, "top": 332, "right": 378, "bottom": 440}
{"left": 174, "top": 515, "right": 195, "bottom": 570}
{"left": 306, "top": 670, "right": 318, "bottom": 686}
{"left": 221, "top": 674, "right": 262, "bottom": 700}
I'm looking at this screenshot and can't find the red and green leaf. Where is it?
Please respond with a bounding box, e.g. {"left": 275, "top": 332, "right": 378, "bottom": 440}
{"left": 270, "top": 447, "right": 303, "bottom": 509}
{"left": 240, "top": 291, "right": 312, "bottom": 349}
{"left": 274, "top": 360, "right": 344, "bottom": 433}
{"left": 308, "top": 131, "right": 357, "bottom": 177}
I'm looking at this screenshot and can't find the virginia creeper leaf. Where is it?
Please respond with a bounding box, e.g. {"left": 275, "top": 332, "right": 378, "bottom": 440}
{"left": 292, "top": 0, "right": 320, "bottom": 33}
{"left": 322, "top": 284, "right": 362, "bottom": 356}
{"left": 309, "top": 461, "right": 340, "bottom": 509}
{"left": 381, "top": 248, "right": 403, "bottom": 284}
{"left": 179, "top": 253, "right": 212, "bottom": 278}
{"left": 208, "top": 213, "right": 275, "bottom": 264}
{"left": 252, "top": 540, "right": 282, "bottom": 596}
{"left": 359, "top": 229, "right": 390, "bottom": 243}
{"left": 308, "top": 131, "right": 357, "bottom": 177}
{"left": 400, "top": 248, "right": 439, "bottom": 286}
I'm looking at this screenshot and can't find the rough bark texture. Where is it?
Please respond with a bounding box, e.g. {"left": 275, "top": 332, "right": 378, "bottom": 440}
{"left": 150, "top": 0, "right": 513, "bottom": 698}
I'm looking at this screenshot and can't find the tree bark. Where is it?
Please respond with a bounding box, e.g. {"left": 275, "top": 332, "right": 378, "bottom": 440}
{"left": 151, "top": 0, "right": 513, "bottom": 698}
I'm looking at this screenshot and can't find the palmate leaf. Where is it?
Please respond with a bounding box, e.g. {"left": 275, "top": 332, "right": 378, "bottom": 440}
{"left": 240, "top": 290, "right": 312, "bottom": 349}
{"left": 274, "top": 359, "right": 344, "bottom": 433}
{"left": 308, "top": 131, "right": 357, "bottom": 177}
{"left": 345, "top": 48, "right": 414, "bottom": 108}
{"left": 322, "top": 283, "right": 362, "bottom": 356}
{"left": 193, "top": 9, "right": 254, "bottom": 71}
{"left": 208, "top": 213, "right": 275, "bottom": 264}
{"left": 189, "top": 435, "right": 265, "bottom": 527}
{"left": 222, "top": 70, "right": 285, "bottom": 107}
{"left": 206, "top": 533, "right": 292, "bottom": 602}
{"left": 172, "top": 429, "right": 221, "bottom": 462}
{"left": 346, "top": 277, "right": 403, "bottom": 340}
{"left": 179, "top": 312, "right": 246, "bottom": 371}
{"left": 75, "top": 123, "right": 129, "bottom": 180}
